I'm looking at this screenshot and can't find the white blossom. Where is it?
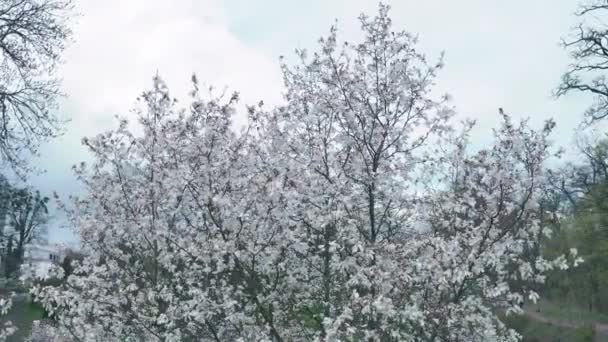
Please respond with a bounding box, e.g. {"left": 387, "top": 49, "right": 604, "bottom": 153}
{"left": 29, "top": 4, "right": 578, "bottom": 342}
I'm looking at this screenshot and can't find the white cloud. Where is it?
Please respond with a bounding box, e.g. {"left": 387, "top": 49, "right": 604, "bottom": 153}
{"left": 62, "top": 0, "right": 283, "bottom": 135}
{"left": 224, "top": 0, "right": 583, "bottom": 143}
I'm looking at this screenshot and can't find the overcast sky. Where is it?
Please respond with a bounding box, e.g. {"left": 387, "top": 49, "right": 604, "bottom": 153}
{"left": 26, "top": 0, "right": 593, "bottom": 243}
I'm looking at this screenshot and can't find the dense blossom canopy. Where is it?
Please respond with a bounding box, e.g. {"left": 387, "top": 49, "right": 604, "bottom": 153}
{"left": 27, "top": 4, "right": 580, "bottom": 342}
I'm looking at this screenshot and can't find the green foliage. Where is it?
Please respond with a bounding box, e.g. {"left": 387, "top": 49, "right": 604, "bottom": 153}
{"left": 0, "top": 300, "right": 46, "bottom": 341}
{"left": 543, "top": 178, "right": 608, "bottom": 313}
{"left": 542, "top": 139, "right": 608, "bottom": 314}
{"left": 292, "top": 304, "right": 323, "bottom": 331}
{"left": 574, "top": 324, "right": 596, "bottom": 342}
{"left": 515, "top": 138, "right": 608, "bottom": 341}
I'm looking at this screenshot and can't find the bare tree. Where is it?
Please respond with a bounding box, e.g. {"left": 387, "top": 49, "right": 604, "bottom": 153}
{"left": 0, "top": 0, "right": 73, "bottom": 171}
{"left": 557, "top": 0, "right": 608, "bottom": 125}
{"left": 2, "top": 187, "right": 49, "bottom": 277}
{"left": 546, "top": 135, "right": 608, "bottom": 211}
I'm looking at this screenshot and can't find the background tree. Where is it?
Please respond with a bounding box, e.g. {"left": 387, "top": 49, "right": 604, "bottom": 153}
{"left": 557, "top": 0, "right": 608, "bottom": 125}
{"left": 2, "top": 236, "right": 17, "bottom": 278}
{"left": 553, "top": 1, "right": 608, "bottom": 314}
{"left": 2, "top": 187, "right": 49, "bottom": 278}
{"left": 547, "top": 136, "right": 608, "bottom": 208}
{"left": 542, "top": 137, "right": 608, "bottom": 315}
{"left": 0, "top": 0, "right": 73, "bottom": 171}
{"left": 59, "top": 248, "right": 83, "bottom": 280}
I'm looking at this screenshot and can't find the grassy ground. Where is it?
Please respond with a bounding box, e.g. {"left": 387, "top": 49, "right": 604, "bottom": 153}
{"left": 0, "top": 299, "right": 45, "bottom": 342}
{"left": 503, "top": 313, "right": 598, "bottom": 342}
{"left": 500, "top": 299, "right": 608, "bottom": 342}
{"left": 527, "top": 300, "right": 608, "bottom": 324}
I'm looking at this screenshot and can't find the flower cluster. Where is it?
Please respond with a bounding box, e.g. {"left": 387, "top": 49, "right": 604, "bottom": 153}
{"left": 30, "top": 4, "right": 578, "bottom": 341}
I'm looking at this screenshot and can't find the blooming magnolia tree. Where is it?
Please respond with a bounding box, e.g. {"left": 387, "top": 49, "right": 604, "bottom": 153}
{"left": 31, "top": 4, "right": 579, "bottom": 342}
